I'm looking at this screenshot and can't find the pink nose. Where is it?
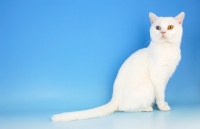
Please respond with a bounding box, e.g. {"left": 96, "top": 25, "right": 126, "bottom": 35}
{"left": 161, "top": 31, "right": 166, "bottom": 34}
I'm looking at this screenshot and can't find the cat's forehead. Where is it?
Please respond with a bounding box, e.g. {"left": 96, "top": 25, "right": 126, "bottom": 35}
{"left": 154, "top": 17, "right": 177, "bottom": 25}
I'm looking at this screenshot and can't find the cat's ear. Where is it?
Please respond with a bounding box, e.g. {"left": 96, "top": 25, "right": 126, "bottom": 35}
{"left": 149, "top": 12, "right": 158, "bottom": 24}
{"left": 175, "top": 12, "right": 185, "bottom": 24}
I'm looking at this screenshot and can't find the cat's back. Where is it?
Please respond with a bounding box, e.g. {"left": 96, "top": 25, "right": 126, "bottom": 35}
{"left": 112, "top": 48, "right": 154, "bottom": 106}
{"left": 114, "top": 47, "right": 148, "bottom": 75}
{"left": 119, "top": 48, "right": 149, "bottom": 73}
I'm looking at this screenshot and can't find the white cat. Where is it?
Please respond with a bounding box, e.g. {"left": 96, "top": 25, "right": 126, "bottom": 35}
{"left": 52, "top": 12, "right": 185, "bottom": 122}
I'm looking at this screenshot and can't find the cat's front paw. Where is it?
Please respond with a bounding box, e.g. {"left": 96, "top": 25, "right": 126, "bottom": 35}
{"left": 157, "top": 102, "right": 171, "bottom": 111}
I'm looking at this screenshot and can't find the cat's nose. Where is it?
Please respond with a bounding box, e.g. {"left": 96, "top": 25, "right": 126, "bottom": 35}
{"left": 161, "top": 31, "right": 166, "bottom": 34}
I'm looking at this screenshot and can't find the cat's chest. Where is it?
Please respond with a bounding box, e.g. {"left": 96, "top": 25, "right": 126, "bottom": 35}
{"left": 148, "top": 43, "right": 181, "bottom": 65}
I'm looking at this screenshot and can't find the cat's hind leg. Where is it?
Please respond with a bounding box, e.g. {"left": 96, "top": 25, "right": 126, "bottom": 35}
{"left": 142, "top": 106, "right": 153, "bottom": 112}
{"left": 122, "top": 106, "right": 153, "bottom": 112}
{"left": 135, "top": 106, "right": 153, "bottom": 112}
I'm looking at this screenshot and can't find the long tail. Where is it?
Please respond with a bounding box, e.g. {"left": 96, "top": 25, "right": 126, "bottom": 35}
{"left": 51, "top": 101, "right": 118, "bottom": 122}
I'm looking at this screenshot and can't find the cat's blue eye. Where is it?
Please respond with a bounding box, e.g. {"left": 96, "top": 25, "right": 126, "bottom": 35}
{"left": 156, "top": 26, "right": 161, "bottom": 30}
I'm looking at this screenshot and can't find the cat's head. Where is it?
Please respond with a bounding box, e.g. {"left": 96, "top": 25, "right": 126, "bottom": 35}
{"left": 149, "top": 12, "right": 185, "bottom": 43}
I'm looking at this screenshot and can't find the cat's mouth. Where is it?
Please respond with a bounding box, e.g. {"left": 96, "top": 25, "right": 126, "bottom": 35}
{"left": 160, "top": 35, "right": 169, "bottom": 41}
{"left": 161, "top": 34, "right": 167, "bottom": 39}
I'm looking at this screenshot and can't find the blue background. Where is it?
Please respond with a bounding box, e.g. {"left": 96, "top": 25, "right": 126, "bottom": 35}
{"left": 0, "top": 0, "right": 200, "bottom": 129}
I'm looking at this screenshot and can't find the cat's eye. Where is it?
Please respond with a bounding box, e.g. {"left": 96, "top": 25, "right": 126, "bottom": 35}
{"left": 168, "top": 25, "right": 174, "bottom": 30}
{"left": 156, "top": 26, "right": 161, "bottom": 30}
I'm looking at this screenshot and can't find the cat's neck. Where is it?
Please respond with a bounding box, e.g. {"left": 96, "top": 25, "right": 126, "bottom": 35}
{"left": 150, "top": 40, "right": 181, "bottom": 48}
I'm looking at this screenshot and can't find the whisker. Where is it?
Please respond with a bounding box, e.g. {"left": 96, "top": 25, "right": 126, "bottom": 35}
{"left": 144, "top": 38, "right": 151, "bottom": 47}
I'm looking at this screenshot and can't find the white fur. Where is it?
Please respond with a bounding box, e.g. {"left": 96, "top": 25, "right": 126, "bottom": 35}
{"left": 52, "top": 12, "right": 185, "bottom": 122}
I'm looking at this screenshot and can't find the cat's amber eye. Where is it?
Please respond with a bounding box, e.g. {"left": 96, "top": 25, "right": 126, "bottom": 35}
{"left": 156, "top": 26, "right": 161, "bottom": 30}
{"left": 168, "top": 25, "right": 174, "bottom": 30}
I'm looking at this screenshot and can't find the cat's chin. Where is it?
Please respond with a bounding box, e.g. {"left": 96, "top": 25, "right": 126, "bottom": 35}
{"left": 161, "top": 37, "right": 167, "bottom": 40}
{"left": 154, "top": 38, "right": 169, "bottom": 43}
{"left": 157, "top": 36, "right": 180, "bottom": 43}
{"left": 161, "top": 37, "right": 170, "bottom": 42}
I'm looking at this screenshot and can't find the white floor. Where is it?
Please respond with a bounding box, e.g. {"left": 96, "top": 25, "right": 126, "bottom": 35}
{"left": 1, "top": 105, "right": 200, "bottom": 129}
